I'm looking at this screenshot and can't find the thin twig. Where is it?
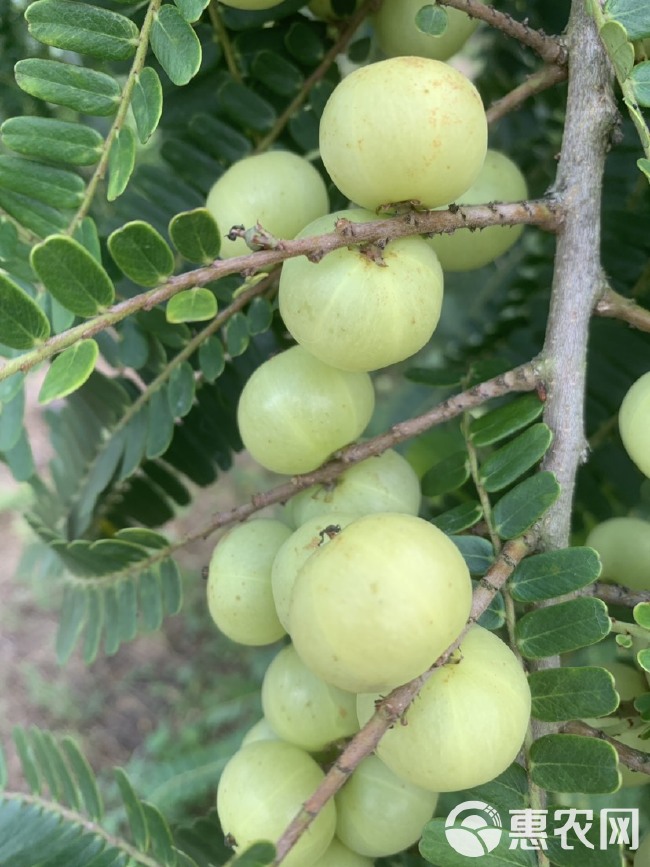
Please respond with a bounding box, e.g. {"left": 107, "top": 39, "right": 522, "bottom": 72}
{"left": 562, "top": 721, "right": 650, "bottom": 777}
{"left": 0, "top": 200, "right": 559, "bottom": 385}
{"left": 594, "top": 285, "right": 650, "bottom": 333}
{"left": 436, "top": 0, "right": 567, "bottom": 65}
{"left": 587, "top": 581, "right": 650, "bottom": 608}
{"left": 208, "top": 0, "right": 243, "bottom": 84}
{"left": 486, "top": 64, "right": 568, "bottom": 125}
{"left": 273, "top": 533, "right": 538, "bottom": 865}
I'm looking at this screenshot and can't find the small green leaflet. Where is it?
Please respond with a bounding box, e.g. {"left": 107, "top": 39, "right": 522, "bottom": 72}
{"left": 0, "top": 273, "right": 50, "bottom": 349}
{"left": 107, "top": 126, "right": 136, "bottom": 201}
{"left": 166, "top": 289, "right": 217, "bottom": 323}
{"left": 0, "top": 154, "right": 85, "bottom": 210}
{"left": 251, "top": 50, "right": 303, "bottom": 97}
{"left": 431, "top": 501, "right": 483, "bottom": 534}
{"left": 174, "top": 0, "right": 210, "bottom": 23}
{"left": 529, "top": 734, "right": 620, "bottom": 793}
{"left": 14, "top": 58, "right": 121, "bottom": 116}
{"left": 230, "top": 841, "right": 276, "bottom": 867}
{"left": 598, "top": 20, "right": 635, "bottom": 80}
{"left": 604, "top": 0, "right": 650, "bottom": 40}
{"left": 1, "top": 116, "right": 103, "bottom": 166}
{"left": 25, "top": 0, "right": 139, "bottom": 62}
{"left": 38, "top": 340, "right": 99, "bottom": 404}
{"left": 0, "top": 388, "right": 25, "bottom": 452}
{"left": 131, "top": 67, "right": 163, "bottom": 144}
{"left": 479, "top": 424, "right": 553, "bottom": 492}
{"left": 509, "top": 547, "right": 601, "bottom": 602}
{"left": 108, "top": 221, "right": 175, "bottom": 287}
{"left": 469, "top": 394, "right": 544, "bottom": 447}
{"left": 0, "top": 188, "right": 68, "bottom": 238}
{"left": 421, "top": 450, "right": 470, "bottom": 497}
{"left": 634, "top": 601, "right": 650, "bottom": 629}
{"left": 151, "top": 4, "right": 202, "bottom": 87}
{"left": 529, "top": 666, "right": 619, "bottom": 722}
{"left": 217, "top": 80, "right": 277, "bottom": 132}
{"left": 516, "top": 598, "right": 611, "bottom": 658}
{"left": 169, "top": 208, "right": 221, "bottom": 263}
{"left": 493, "top": 471, "right": 560, "bottom": 539}
{"left": 31, "top": 235, "right": 115, "bottom": 316}
{"left": 415, "top": 4, "right": 449, "bottom": 36}
{"left": 198, "top": 336, "right": 225, "bottom": 382}
{"left": 630, "top": 61, "right": 650, "bottom": 106}
{"left": 639, "top": 157, "right": 650, "bottom": 182}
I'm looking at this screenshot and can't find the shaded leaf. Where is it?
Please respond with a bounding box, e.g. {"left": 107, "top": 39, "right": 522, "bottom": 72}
{"left": 174, "top": 0, "right": 210, "bottom": 22}
{"left": 146, "top": 389, "right": 175, "bottom": 459}
{"left": 217, "top": 80, "right": 276, "bottom": 132}
{"left": 38, "top": 340, "right": 99, "bottom": 405}
{"left": 0, "top": 155, "right": 85, "bottom": 209}
{"left": 231, "top": 842, "right": 276, "bottom": 867}
{"left": 151, "top": 4, "right": 202, "bottom": 86}
{"left": 469, "top": 395, "right": 544, "bottom": 447}
{"left": 630, "top": 60, "right": 650, "bottom": 106}
{"left": 493, "top": 472, "right": 560, "bottom": 539}
{"left": 25, "top": 0, "right": 139, "bottom": 61}
{"left": 169, "top": 208, "right": 221, "bottom": 263}
{"left": 198, "top": 336, "right": 225, "bottom": 382}
{"left": 404, "top": 363, "right": 465, "bottom": 387}
{"left": 61, "top": 737, "right": 103, "bottom": 819}
{"left": 604, "top": 0, "right": 650, "bottom": 40}
{"left": 509, "top": 547, "right": 601, "bottom": 602}
{"left": 449, "top": 536, "right": 494, "bottom": 575}
{"left": 115, "top": 767, "right": 148, "bottom": 850}
{"left": 284, "top": 20, "right": 324, "bottom": 64}
{"left": 477, "top": 589, "right": 506, "bottom": 631}
{"left": 599, "top": 20, "right": 635, "bottom": 80}
{"left": 415, "top": 4, "right": 448, "bottom": 36}
{"left": 516, "top": 598, "right": 611, "bottom": 659}
{"left": 108, "top": 221, "right": 175, "bottom": 287}
{"left": 56, "top": 586, "right": 87, "bottom": 664}
{"left": 529, "top": 667, "right": 619, "bottom": 722}
{"left": 421, "top": 450, "right": 470, "bottom": 497}
{"left": 107, "top": 125, "right": 136, "bottom": 201}
{"left": 0, "top": 273, "right": 50, "bottom": 349}
{"left": 251, "top": 50, "right": 302, "bottom": 96}
{"left": 83, "top": 587, "right": 104, "bottom": 665}
{"left": 0, "top": 187, "right": 68, "bottom": 238}
{"left": 430, "top": 502, "right": 483, "bottom": 534}
{"left": 132, "top": 67, "right": 163, "bottom": 144}
{"left": 0, "top": 388, "right": 24, "bottom": 452}
{"left": 160, "top": 559, "right": 182, "bottom": 615}
{"left": 168, "top": 361, "right": 195, "bottom": 417}
{"left": 1, "top": 116, "right": 103, "bottom": 165}
{"left": 479, "top": 424, "right": 553, "bottom": 492}
{"left": 529, "top": 734, "right": 619, "bottom": 793}
{"left": 3, "top": 431, "right": 35, "bottom": 482}
{"left": 14, "top": 58, "right": 121, "bottom": 115}
{"left": 31, "top": 235, "right": 115, "bottom": 316}
{"left": 167, "top": 289, "right": 217, "bottom": 323}
{"left": 247, "top": 297, "right": 273, "bottom": 334}
{"left": 224, "top": 312, "right": 249, "bottom": 356}
{"left": 139, "top": 569, "right": 164, "bottom": 632}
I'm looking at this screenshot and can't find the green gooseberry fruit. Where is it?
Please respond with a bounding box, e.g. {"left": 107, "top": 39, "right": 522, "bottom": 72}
{"left": 312, "top": 837, "right": 374, "bottom": 867}
{"left": 374, "top": 0, "right": 484, "bottom": 61}
{"left": 585, "top": 517, "right": 650, "bottom": 591}
{"left": 619, "top": 372, "right": 650, "bottom": 479}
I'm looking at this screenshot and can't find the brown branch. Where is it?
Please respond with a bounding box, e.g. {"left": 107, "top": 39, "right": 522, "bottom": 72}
{"left": 594, "top": 285, "right": 650, "bottom": 333}
{"left": 562, "top": 721, "right": 650, "bottom": 777}
{"left": 586, "top": 581, "right": 650, "bottom": 608}
{"left": 0, "top": 200, "right": 559, "bottom": 385}
{"left": 273, "top": 533, "right": 538, "bottom": 865}
{"left": 202, "top": 358, "right": 545, "bottom": 537}
{"left": 436, "top": 0, "right": 567, "bottom": 65}
{"left": 253, "top": 0, "right": 376, "bottom": 154}
{"left": 486, "top": 64, "right": 568, "bottom": 125}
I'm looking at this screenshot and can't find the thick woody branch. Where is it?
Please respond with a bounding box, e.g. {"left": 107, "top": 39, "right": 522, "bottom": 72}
{"left": 273, "top": 533, "right": 538, "bottom": 865}
{"left": 0, "top": 200, "right": 558, "bottom": 385}
{"left": 594, "top": 286, "right": 650, "bottom": 333}
{"left": 486, "top": 64, "right": 568, "bottom": 125}
{"left": 436, "top": 0, "right": 567, "bottom": 65}
{"left": 563, "top": 721, "right": 650, "bottom": 777}
{"left": 201, "top": 358, "right": 545, "bottom": 537}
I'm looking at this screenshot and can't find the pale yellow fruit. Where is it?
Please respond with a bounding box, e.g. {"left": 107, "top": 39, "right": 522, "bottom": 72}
{"left": 319, "top": 57, "right": 487, "bottom": 210}
{"left": 290, "top": 513, "right": 472, "bottom": 693}
{"left": 357, "top": 626, "right": 531, "bottom": 792}
{"left": 374, "top": 0, "right": 484, "bottom": 61}
{"left": 206, "top": 519, "right": 291, "bottom": 645}
{"left": 240, "top": 718, "right": 281, "bottom": 747}
{"left": 312, "top": 838, "right": 374, "bottom": 867}
{"left": 206, "top": 151, "right": 328, "bottom": 258}
{"left": 585, "top": 517, "right": 650, "bottom": 591}
{"left": 427, "top": 150, "right": 528, "bottom": 271}
{"left": 619, "top": 372, "right": 650, "bottom": 478}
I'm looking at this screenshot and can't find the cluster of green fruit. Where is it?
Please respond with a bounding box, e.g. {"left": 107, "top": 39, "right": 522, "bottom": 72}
{"left": 208, "top": 451, "right": 531, "bottom": 864}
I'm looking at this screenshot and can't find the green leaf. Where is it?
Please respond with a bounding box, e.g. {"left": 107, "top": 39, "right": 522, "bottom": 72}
{"left": 430, "top": 501, "right": 483, "bottom": 534}
{"left": 151, "top": 4, "right": 202, "bottom": 86}
{"left": 55, "top": 586, "right": 87, "bottom": 664}
{"left": 415, "top": 4, "right": 448, "bottom": 36}
{"left": 465, "top": 762, "right": 530, "bottom": 811}
{"left": 450, "top": 536, "right": 494, "bottom": 575}
{"left": 285, "top": 20, "right": 325, "bottom": 64}
{"left": 167, "top": 289, "right": 217, "bottom": 323}
{"left": 160, "top": 559, "right": 182, "bottom": 615}
{"left": 638, "top": 156, "right": 650, "bottom": 182}
{"left": 146, "top": 389, "right": 175, "bottom": 459}
{"left": 630, "top": 60, "right": 650, "bottom": 105}
{"left": 174, "top": 0, "right": 210, "bottom": 22}
{"left": 108, "top": 221, "right": 175, "bottom": 287}
{"left": 509, "top": 547, "right": 601, "bottom": 602}
{"left": 115, "top": 767, "right": 149, "bottom": 850}
{"left": 25, "top": 0, "right": 139, "bottom": 61}
{"left": 545, "top": 814, "right": 623, "bottom": 867}
{"left": 421, "top": 817, "right": 535, "bottom": 867}
{"left": 529, "top": 734, "right": 619, "bottom": 793}
{"left": 139, "top": 569, "right": 164, "bottom": 632}
{"left": 38, "top": 340, "right": 99, "bottom": 405}
{"left": 421, "top": 450, "right": 470, "bottom": 497}
{"left": 3, "top": 430, "right": 35, "bottom": 482}
{"left": 477, "top": 589, "right": 506, "bottom": 631}
{"left": 107, "top": 125, "right": 136, "bottom": 201}
{"left": 0, "top": 187, "right": 68, "bottom": 238}
{"left": 169, "top": 208, "right": 221, "bottom": 263}
{"left": 217, "top": 80, "right": 277, "bottom": 132}
{"left": 251, "top": 50, "right": 303, "bottom": 96}
{"left": 634, "top": 601, "right": 650, "bottom": 629}
{"left": 599, "top": 20, "right": 635, "bottom": 79}
{"left": 132, "top": 67, "right": 163, "bottom": 144}
{"left": 469, "top": 394, "right": 544, "bottom": 447}
{"left": 14, "top": 58, "right": 121, "bottom": 115}
{"left": 516, "top": 598, "right": 611, "bottom": 659}
{"left": 230, "top": 842, "right": 276, "bottom": 867}
{"left": 13, "top": 727, "right": 41, "bottom": 794}
{"left": 224, "top": 312, "right": 249, "bottom": 356}
{"left": 0, "top": 155, "right": 84, "bottom": 209}
{"left": 404, "top": 363, "right": 465, "bottom": 387}
{"left": 1, "top": 116, "right": 103, "bottom": 166}
{"left": 83, "top": 586, "right": 104, "bottom": 665}
{"left": 118, "top": 579, "right": 138, "bottom": 643}
{"left": 143, "top": 802, "right": 176, "bottom": 865}
{"left": 0, "top": 388, "right": 24, "bottom": 452}
{"left": 198, "top": 336, "right": 225, "bottom": 382}
{"left": 0, "top": 217, "right": 18, "bottom": 260}
{"left": 247, "top": 296, "right": 273, "bottom": 334}
{"left": 604, "top": 0, "right": 650, "bottom": 40}
{"left": 40, "top": 731, "right": 80, "bottom": 809}
{"left": 61, "top": 737, "right": 103, "bottom": 819}
{"left": 493, "top": 472, "right": 560, "bottom": 539}
{"left": 479, "top": 424, "right": 553, "bottom": 492}
{"left": 0, "top": 273, "right": 50, "bottom": 349}
{"left": 0, "top": 743, "right": 6, "bottom": 790}
{"left": 189, "top": 113, "right": 252, "bottom": 163}
{"left": 168, "top": 361, "right": 195, "bottom": 417}
{"left": 31, "top": 235, "right": 115, "bottom": 316}
{"left": 529, "top": 667, "right": 619, "bottom": 722}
